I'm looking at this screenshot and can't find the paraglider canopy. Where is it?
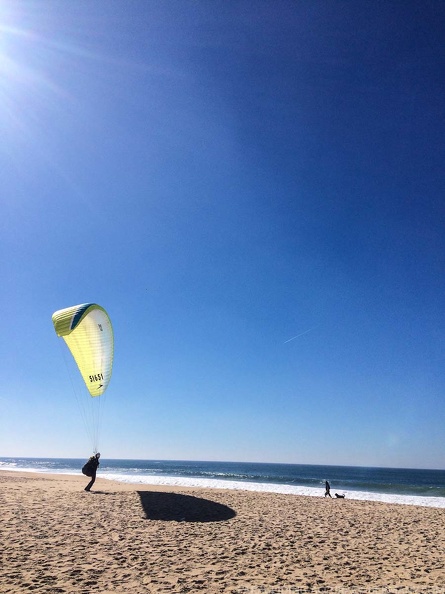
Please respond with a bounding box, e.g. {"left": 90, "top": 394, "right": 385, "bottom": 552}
{"left": 52, "top": 303, "right": 114, "bottom": 397}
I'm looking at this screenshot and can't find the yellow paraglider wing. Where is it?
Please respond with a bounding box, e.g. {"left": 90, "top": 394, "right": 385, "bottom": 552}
{"left": 52, "top": 303, "right": 114, "bottom": 397}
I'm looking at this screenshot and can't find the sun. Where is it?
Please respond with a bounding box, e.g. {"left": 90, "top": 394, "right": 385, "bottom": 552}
{"left": 0, "top": 4, "right": 47, "bottom": 132}
{"left": 0, "top": 0, "right": 79, "bottom": 158}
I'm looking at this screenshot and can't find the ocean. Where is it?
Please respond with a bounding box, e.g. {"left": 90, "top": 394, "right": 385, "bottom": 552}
{"left": 1, "top": 457, "right": 444, "bottom": 508}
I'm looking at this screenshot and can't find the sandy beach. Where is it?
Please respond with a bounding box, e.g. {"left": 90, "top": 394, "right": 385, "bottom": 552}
{"left": 1, "top": 471, "right": 444, "bottom": 593}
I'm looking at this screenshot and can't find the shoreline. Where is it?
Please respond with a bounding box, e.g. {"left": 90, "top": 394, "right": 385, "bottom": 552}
{"left": 2, "top": 465, "right": 445, "bottom": 508}
{"left": 1, "top": 470, "right": 445, "bottom": 593}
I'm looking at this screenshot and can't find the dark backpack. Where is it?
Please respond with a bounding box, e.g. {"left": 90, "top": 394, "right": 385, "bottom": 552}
{"left": 82, "top": 460, "right": 94, "bottom": 477}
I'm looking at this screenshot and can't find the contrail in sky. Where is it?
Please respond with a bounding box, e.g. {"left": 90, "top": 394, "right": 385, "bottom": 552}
{"left": 284, "top": 326, "right": 317, "bottom": 344}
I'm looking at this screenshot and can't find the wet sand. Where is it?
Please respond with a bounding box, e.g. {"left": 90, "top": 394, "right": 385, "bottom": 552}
{"left": 1, "top": 470, "right": 444, "bottom": 593}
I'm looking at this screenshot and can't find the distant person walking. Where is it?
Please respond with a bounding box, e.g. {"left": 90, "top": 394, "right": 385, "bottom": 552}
{"left": 82, "top": 453, "right": 100, "bottom": 492}
{"left": 325, "top": 480, "right": 332, "bottom": 498}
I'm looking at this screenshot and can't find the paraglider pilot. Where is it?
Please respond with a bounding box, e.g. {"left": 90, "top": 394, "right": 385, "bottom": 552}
{"left": 82, "top": 453, "right": 100, "bottom": 492}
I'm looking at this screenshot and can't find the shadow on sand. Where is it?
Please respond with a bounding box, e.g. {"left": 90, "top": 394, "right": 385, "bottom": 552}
{"left": 137, "top": 491, "right": 236, "bottom": 523}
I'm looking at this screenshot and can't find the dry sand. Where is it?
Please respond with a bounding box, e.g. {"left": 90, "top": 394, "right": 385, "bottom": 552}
{"left": 1, "top": 470, "right": 444, "bottom": 593}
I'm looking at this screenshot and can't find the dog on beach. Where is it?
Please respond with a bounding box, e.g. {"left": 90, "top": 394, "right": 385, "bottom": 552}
{"left": 335, "top": 493, "right": 345, "bottom": 498}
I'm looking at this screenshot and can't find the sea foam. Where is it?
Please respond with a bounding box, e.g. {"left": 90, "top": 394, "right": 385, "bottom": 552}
{"left": 101, "top": 472, "right": 445, "bottom": 508}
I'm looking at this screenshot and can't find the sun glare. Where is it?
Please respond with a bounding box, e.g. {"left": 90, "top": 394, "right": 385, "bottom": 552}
{"left": 0, "top": 1, "right": 83, "bottom": 160}
{"left": 0, "top": 13, "right": 44, "bottom": 128}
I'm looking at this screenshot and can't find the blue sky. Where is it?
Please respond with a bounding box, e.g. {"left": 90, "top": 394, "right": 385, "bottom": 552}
{"left": 1, "top": 0, "right": 444, "bottom": 469}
